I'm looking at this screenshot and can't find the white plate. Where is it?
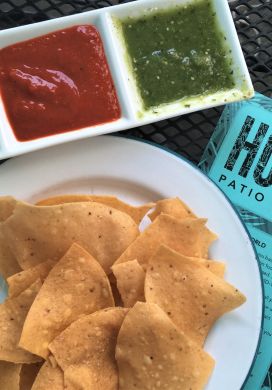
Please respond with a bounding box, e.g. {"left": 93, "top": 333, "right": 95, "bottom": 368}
{"left": 0, "top": 135, "right": 262, "bottom": 390}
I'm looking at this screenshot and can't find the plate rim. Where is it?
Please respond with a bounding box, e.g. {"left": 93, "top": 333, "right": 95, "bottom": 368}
{"left": 0, "top": 134, "right": 264, "bottom": 389}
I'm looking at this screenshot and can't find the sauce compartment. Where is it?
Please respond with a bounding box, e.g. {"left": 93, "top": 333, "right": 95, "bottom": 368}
{"left": 108, "top": 0, "right": 254, "bottom": 120}
{"left": 0, "top": 25, "right": 121, "bottom": 142}
{"left": 0, "top": 10, "right": 131, "bottom": 157}
{"left": 0, "top": 0, "right": 254, "bottom": 159}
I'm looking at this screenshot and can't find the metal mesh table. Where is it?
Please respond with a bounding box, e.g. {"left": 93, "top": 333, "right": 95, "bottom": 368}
{"left": 0, "top": 1, "right": 272, "bottom": 385}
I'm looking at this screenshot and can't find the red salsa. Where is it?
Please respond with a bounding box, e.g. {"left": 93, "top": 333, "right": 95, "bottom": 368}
{"left": 0, "top": 25, "right": 121, "bottom": 141}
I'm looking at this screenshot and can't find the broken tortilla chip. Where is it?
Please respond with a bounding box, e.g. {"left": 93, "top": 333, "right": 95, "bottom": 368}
{"left": 7, "top": 260, "right": 53, "bottom": 298}
{"left": 112, "top": 260, "right": 145, "bottom": 307}
{"left": 19, "top": 362, "right": 43, "bottom": 390}
{"left": 0, "top": 361, "right": 21, "bottom": 390}
{"left": 3, "top": 201, "right": 139, "bottom": 274}
{"left": 49, "top": 307, "right": 128, "bottom": 390}
{"left": 36, "top": 194, "right": 154, "bottom": 225}
{"left": 31, "top": 362, "right": 64, "bottom": 390}
{"left": 116, "top": 302, "right": 214, "bottom": 390}
{"left": 145, "top": 245, "right": 246, "bottom": 345}
{"left": 19, "top": 243, "right": 114, "bottom": 359}
{"left": 114, "top": 214, "right": 217, "bottom": 267}
{"left": 149, "top": 197, "right": 195, "bottom": 221}
{"left": 0, "top": 279, "right": 42, "bottom": 363}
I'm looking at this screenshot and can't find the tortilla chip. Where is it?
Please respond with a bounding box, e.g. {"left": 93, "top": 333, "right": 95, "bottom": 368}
{"left": 36, "top": 195, "right": 154, "bottom": 225}
{"left": 145, "top": 245, "right": 246, "bottom": 345}
{"left": 0, "top": 196, "right": 17, "bottom": 222}
{"left": 19, "top": 362, "right": 43, "bottom": 390}
{"left": 19, "top": 244, "right": 114, "bottom": 359}
{"left": 149, "top": 197, "right": 196, "bottom": 221}
{"left": 116, "top": 302, "right": 214, "bottom": 390}
{"left": 112, "top": 260, "right": 145, "bottom": 307}
{"left": 7, "top": 260, "right": 53, "bottom": 298}
{"left": 3, "top": 201, "right": 139, "bottom": 274}
{"left": 0, "top": 226, "right": 21, "bottom": 279}
{"left": 0, "top": 361, "right": 21, "bottom": 390}
{"left": 31, "top": 362, "right": 64, "bottom": 390}
{"left": 0, "top": 279, "right": 42, "bottom": 363}
{"left": 49, "top": 307, "right": 128, "bottom": 390}
{"left": 114, "top": 214, "right": 217, "bottom": 267}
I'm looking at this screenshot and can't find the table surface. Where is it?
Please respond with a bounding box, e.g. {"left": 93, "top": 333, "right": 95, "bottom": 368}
{"left": 0, "top": 1, "right": 272, "bottom": 387}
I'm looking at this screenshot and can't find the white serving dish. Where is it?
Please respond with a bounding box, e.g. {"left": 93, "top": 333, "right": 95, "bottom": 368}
{"left": 0, "top": 0, "right": 254, "bottom": 159}
{"left": 0, "top": 136, "right": 263, "bottom": 390}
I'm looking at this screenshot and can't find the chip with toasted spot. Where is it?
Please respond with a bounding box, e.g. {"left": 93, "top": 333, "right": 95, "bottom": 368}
{"left": 0, "top": 361, "right": 21, "bottom": 390}
{"left": 112, "top": 260, "right": 145, "bottom": 307}
{"left": 114, "top": 214, "right": 217, "bottom": 267}
{"left": 31, "top": 362, "right": 64, "bottom": 390}
{"left": 3, "top": 201, "right": 139, "bottom": 274}
{"left": 116, "top": 302, "right": 214, "bottom": 390}
{"left": 49, "top": 307, "right": 128, "bottom": 390}
{"left": 19, "top": 244, "right": 114, "bottom": 359}
{"left": 36, "top": 194, "right": 154, "bottom": 225}
{"left": 0, "top": 279, "right": 42, "bottom": 363}
{"left": 149, "top": 197, "right": 196, "bottom": 221}
{"left": 7, "top": 260, "right": 53, "bottom": 298}
{"left": 145, "top": 245, "right": 246, "bottom": 345}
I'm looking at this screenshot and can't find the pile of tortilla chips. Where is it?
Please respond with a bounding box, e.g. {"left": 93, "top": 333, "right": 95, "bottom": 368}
{"left": 0, "top": 195, "right": 246, "bottom": 390}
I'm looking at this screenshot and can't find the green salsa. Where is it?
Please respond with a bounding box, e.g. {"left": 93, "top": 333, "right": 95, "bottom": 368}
{"left": 120, "top": 0, "right": 235, "bottom": 109}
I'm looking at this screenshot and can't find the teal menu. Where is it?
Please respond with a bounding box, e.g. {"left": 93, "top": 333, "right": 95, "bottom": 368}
{"left": 199, "top": 93, "right": 272, "bottom": 389}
